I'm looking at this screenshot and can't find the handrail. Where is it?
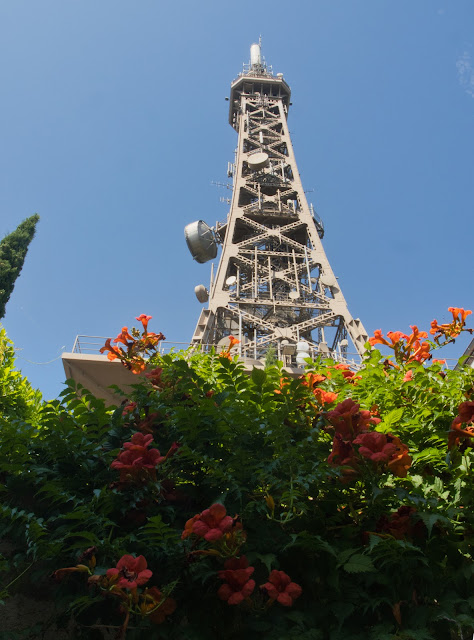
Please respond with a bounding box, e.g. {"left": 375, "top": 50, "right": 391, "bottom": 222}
{"left": 67, "top": 335, "right": 460, "bottom": 369}
{"left": 68, "top": 335, "right": 361, "bottom": 362}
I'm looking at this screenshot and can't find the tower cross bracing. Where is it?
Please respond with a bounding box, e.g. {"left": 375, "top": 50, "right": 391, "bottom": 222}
{"left": 186, "top": 44, "right": 368, "bottom": 364}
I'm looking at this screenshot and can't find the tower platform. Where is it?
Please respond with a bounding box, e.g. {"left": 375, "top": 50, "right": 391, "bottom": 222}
{"left": 62, "top": 335, "right": 362, "bottom": 405}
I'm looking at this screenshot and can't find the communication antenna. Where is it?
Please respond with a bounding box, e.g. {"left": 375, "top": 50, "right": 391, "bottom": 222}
{"left": 184, "top": 43, "right": 368, "bottom": 364}
{"left": 210, "top": 181, "right": 233, "bottom": 190}
{"left": 184, "top": 220, "right": 218, "bottom": 264}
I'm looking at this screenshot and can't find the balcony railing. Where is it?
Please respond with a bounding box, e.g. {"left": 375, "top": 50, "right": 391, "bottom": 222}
{"left": 71, "top": 336, "right": 196, "bottom": 356}
{"left": 68, "top": 335, "right": 463, "bottom": 371}
{"left": 69, "top": 335, "right": 364, "bottom": 369}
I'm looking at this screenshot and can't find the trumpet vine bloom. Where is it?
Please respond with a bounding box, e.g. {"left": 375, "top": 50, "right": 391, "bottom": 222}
{"left": 353, "top": 432, "right": 398, "bottom": 463}
{"left": 353, "top": 432, "right": 412, "bottom": 477}
{"left": 431, "top": 307, "right": 472, "bottom": 342}
{"left": 313, "top": 387, "right": 338, "bottom": 406}
{"left": 101, "top": 315, "right": 165, "bottom": 374}
{"left": 327, "top": 433, "right": 358, "bottom": 479}
{"left": 327, "top": 399, "right": 380, "bottom": 440}
{"left": 111, "top": 432, "right": 165, "bottom": 483}
{"left": 376, "top": 506, "right": 424, "bottom": 541}
{"left": 261, "top": 570, "right": 302, "bottom": 606}
{"left": 369, "top": 325, "right": 431, "bottom": 364}
{"left": 448, "top": 401, "right": 474, "bottom": 449}
{"left": 106, "top": 555, "right": 152, "bottom": 590}
{"left": 219, "top": 335, "right": 240, "bottom": 359}
{"left": 140, "top": 586, "right": 177, "bottom": 624}
{"left": 217, "top": 557, "right": 255, "bottom": 605}
{"left": 99, "top": 338, "right": 122, "bottom": 362}
{"left": 182, "top": 503, "right": 234, "bottom": 541}
{"left": 136, "top": 314, "right": 153, "bottom": 332}
{"left": 113, "top": 327, "right": 135, "bottom": 346}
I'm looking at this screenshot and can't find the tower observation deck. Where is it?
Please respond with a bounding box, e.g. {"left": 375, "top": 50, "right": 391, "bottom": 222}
{"left": 185, "top": 43, "right": 368, "bottom": 365}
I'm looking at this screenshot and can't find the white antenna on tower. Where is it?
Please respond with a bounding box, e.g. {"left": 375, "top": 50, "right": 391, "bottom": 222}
{"left": 250, "top": 42, "right": 262, "bottom": 70}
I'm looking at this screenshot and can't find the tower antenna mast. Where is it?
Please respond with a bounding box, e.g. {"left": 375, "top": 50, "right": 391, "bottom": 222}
{"left": 185, "top": 43, "right": 367, "bottom": 366}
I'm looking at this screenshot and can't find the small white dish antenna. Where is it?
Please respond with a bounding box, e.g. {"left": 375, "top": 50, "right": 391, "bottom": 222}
{"left": 320, "top": 274, "right": 337, "bottom": 288}
{"left": 289, "top": 291, "right": 299, "bottom": 300}
{"left": 194, "top": 285, "right": 209, "bottom": 303}
{"left": 226, "top": 276, "right": 237, "bottom": 286}
{"left": 247, "top": 152, "right": 269, "bottom": 170}
{"left": 296, "top": 341, "right": 310, "bottom": 352}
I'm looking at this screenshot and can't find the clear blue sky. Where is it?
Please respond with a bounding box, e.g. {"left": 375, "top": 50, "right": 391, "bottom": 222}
{"left": 1, "top": 0, "right": 473, "bottom": 399}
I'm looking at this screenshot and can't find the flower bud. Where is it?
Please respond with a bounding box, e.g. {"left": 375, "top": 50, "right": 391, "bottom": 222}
{"left": 265, "top": 494, "right": 275, "bottom": 511}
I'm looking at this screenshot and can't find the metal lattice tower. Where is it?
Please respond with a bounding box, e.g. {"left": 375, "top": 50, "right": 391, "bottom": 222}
{"left": 185, "top": 44, "right": 368, "bottom": 365}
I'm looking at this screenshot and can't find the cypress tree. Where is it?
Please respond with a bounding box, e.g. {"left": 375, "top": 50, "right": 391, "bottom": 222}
{"left": 0, "top": 214, "right": 40, "bottom": 320}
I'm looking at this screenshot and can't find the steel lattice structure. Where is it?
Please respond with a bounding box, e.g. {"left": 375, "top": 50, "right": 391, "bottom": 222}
{"left": 186, "top": 44, "right": 368, "bottom": 364}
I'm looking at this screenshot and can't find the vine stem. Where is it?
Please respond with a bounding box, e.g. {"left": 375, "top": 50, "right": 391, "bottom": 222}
{"left": 83, "top": 624, "right": 138, "bottom": 630}
{"left": 1, "top": 561, "right": 34, "bottom": 592}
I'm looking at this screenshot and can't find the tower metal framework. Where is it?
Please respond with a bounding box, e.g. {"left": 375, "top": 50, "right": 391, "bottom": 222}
{"left": 185, "top": 44, "right": 368, "bottom": 364}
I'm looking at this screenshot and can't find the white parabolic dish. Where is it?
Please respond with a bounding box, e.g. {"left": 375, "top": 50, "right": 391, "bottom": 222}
{"left": 247, "top": 152, "right": 269, "bottom": 170}
{"left": 184, "top": 220, "right": 218, "bottom": 264}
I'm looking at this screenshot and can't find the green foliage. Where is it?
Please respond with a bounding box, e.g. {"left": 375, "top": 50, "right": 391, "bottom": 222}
{"left": 1, "top": 324, "right": 474, "bottom": 639}
{"left": 264, "top": 345, "right": 278, "bottom": 368}
{"left": 0, "top": 214, "right": 39, "bottom": 319}
{"left": 0, "top": 326, "right": 42, "bottom": 426}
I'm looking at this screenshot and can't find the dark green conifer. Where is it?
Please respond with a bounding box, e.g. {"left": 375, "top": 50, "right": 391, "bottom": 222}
{"left": 0, "top": 214, "right": 40, "bottom": 319}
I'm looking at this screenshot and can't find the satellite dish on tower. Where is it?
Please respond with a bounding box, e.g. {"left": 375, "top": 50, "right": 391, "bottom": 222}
{"left": 184, "top": 220, "right": 218, "bottom": 264}
{"left": 320, "top": 274, "right": 337, "bottom": 289}
{"left": 226, "top": 276, "right": 237, "bottom": 286}
{"left": 247, "top": 152, "right": 269, "bottom": 170}
{"left": 194, "top": 285, "right": 209, "bottom": 303}
{"left": 296, "top": 341, "right": 310, "bottom": 352}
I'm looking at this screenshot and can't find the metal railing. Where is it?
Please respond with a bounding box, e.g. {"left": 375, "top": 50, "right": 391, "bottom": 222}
{"left": 71, "top": 336, "right": 196, "bottom": 356}
{"left": 69, "top": 335, "right": 461, "bottom": 370}
{"left": 69, "top": 335, "right": 362, "bottom": 368}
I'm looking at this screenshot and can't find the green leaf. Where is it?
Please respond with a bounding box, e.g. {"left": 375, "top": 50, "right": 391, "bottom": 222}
{"left": 417, "top": 512, "right": 449, "bottom": 537}
{"left": 251, "top": 367, "right": 267, "bottom": 387}
{"left": 330, "top": 601, "right": 356, "bottom": 629}
{"left": 343, "top": 554, "right": 376, "bottom": 573}
{"left": 367, "top": 534, "right": 383, "bottom": 551}
{"left": 64, "top": 530, "right": 100, "bottom": 545}
{"left": 337, "top": 548, "right": 359, "bottom": 566}
{"left": 285, "top": 610, "right": 307, "bottom": 628}
{"left": 255, "top": 552, "right": 276, "bottom": 573}
{"left": 384, "top": 407, "right": 404, "bottom": 425}
{"left": 139, "top": 515, "right": 177, "bottom": 546}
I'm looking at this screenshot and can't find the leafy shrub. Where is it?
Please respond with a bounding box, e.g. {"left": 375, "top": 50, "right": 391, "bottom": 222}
{"left": 1, "top": 311, "right": 474, "bottom": 640}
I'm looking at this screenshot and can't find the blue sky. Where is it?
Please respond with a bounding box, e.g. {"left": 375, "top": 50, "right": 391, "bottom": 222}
{"left": 1, "top": 0, "right": 473, "bottom": 399}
